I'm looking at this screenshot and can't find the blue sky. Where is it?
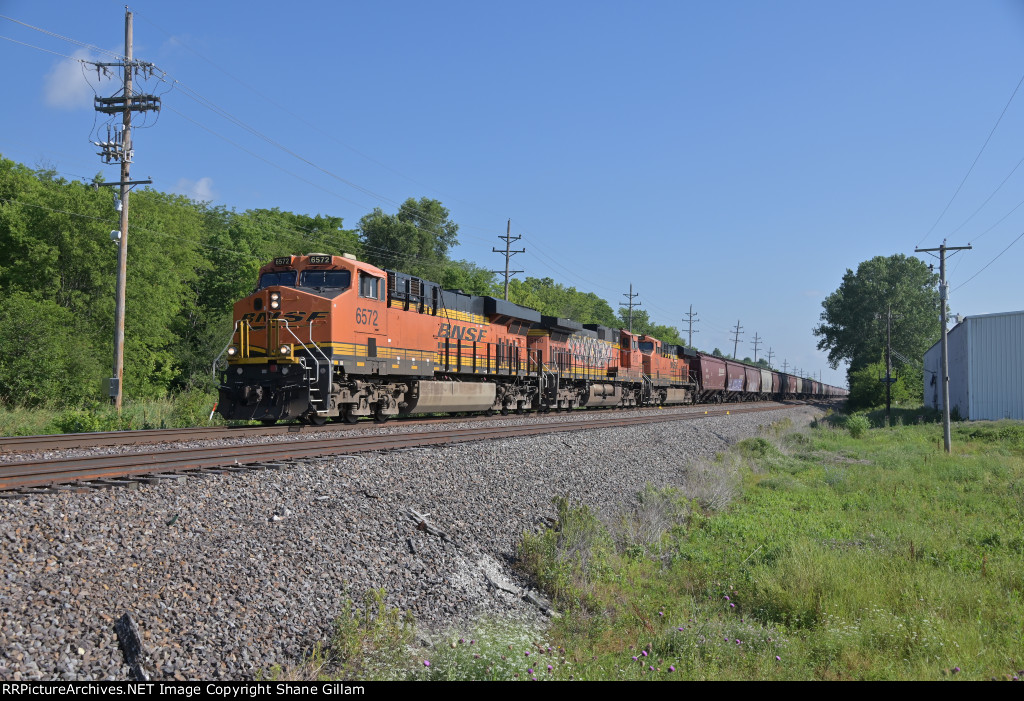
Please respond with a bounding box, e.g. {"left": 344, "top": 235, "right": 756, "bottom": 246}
{"left": 3, "top": 0, "right": 1024, "bottom": 388}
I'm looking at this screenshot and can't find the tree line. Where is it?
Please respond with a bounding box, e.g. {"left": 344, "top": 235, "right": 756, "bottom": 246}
{"left": 2, "top": 155, "right": 938, "bottom": 411}
{"left": 0, "top": 157, "right": 692, "bottom": 409}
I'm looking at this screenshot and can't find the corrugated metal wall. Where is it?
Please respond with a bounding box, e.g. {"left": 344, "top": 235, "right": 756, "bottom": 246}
{"left": 924, "top": 340, "right": 940, "bottom": 410}
{"left": 968, "top": 311, "right": 1024, "bottom": 421}
{"left": 948, "top": 322, "right": 969, "bottom": 418}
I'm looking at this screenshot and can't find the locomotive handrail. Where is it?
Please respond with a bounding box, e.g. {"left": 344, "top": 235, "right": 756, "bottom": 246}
{"left": 279, "top": 319, "right": 332, "bottom": 414}
{"left": 211, "top": 319, "right": 249, "bottom": 380}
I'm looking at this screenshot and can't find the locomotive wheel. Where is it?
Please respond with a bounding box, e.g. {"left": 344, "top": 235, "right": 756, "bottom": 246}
{"left": 500, "top": 406, "right": 509, "bottom": 416}
{"left": 302, "top": 413, "right": 327, "bottom": 426}
{"left": 373, "top": 407, "right": 390, "bottom": 424}
{"left": 342, "top": 407, "right": 360, "bottom": 424}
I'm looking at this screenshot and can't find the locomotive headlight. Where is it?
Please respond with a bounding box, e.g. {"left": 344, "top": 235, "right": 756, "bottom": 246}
{"left": 278, "top": 344, "right": 290, "bottom": 356}
{"left": 269, "top": 292, "right": 281, "bottom": 309}
{"left": 227, "top": 346, "right": 238, "bottom": 357}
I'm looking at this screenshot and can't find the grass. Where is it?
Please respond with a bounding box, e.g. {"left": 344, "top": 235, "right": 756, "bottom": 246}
{"left": 506, "top": 411, "right": 1024, "bottom": 681}
{"left": 0, "top": 389, "right": 222, "bottom": 436}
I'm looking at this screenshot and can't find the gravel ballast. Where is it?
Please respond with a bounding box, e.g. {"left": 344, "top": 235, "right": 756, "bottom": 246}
{"left": 0, "top": 404, "right": 822, "bottom": 680}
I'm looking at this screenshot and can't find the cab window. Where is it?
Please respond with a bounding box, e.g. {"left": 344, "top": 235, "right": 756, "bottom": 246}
{"left": 301, "top": 269, "right": 350, "bottom": 290}
{"left": 638, "top": 341, "right": 654, "bottom": 354}
{"left": 258, "top": 271, "right": 297, "bottom": 289}
{"left": 359, "top": 272, "right": 383, "bottom": 300}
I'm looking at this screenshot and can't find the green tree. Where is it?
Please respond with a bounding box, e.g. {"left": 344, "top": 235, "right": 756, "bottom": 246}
{"left": 438, "top": 260, "right": 499, "bottom": 296}
{"left": 508, "top": 277, "right": 618, "bottom": 326}
{"left": 359, "top": 197, "right": 458, "bottom": 279}
{"left": 0, "top": 292, "right": 103, "bottom": 406}
{"left": 814, "top": 254, "right": 940, "bottom": 374}
{"left": 847, "top": 355, "right": 923, "bottom": 411}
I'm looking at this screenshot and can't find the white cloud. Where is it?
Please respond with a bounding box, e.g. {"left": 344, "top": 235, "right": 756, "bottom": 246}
{"left": 43, "top": 49, "right": 115, "bottom": 110}
{"left": 174, "top": 176, "right": 217, "bottom": 202}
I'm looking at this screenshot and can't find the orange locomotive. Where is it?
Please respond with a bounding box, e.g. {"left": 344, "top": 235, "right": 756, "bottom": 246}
{"left": 215, "top": 253, "right": 697, "bottom": 424}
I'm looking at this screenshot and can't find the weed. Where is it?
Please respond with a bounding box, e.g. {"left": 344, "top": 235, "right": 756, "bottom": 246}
{"left": 845, "top": 414, "right": 870, "bottom": 439}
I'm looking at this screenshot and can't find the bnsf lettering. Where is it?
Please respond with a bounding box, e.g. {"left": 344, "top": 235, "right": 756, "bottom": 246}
{"left": 240, "top": 310, "right": 329, "bottom": 324}
{"left": 437, "top": 323, "right": 487, "bottom": 342}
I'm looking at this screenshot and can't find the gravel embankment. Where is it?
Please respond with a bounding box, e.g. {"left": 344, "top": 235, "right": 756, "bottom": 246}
{"left": 0, "top": 404, "right": 821, "bottom": 681}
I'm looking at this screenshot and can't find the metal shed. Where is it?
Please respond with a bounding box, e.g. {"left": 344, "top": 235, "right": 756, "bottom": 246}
{"left": 923, "top": 309, "right": 1024, "bottom": 421}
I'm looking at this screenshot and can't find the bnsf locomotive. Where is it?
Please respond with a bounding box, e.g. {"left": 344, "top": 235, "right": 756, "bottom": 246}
{"left": 215, "top": 253, "right": 846, "bottom": 424}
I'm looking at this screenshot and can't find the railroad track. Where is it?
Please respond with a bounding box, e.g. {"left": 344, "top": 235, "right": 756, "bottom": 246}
{"left": 0, "top": 412, "right": 479, "bottom": 454}
{"left": 0, "top": 400, "right": 808, "bottom": 454}
{"left": 0, "top": 403, "right": 793, "bottom": 493}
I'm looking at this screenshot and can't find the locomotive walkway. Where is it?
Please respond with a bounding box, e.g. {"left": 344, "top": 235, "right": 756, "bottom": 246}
{"left": 0, "top": 403, "right": 794, "bottom": 493}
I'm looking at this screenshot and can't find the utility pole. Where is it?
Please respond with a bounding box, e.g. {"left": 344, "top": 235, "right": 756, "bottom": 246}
{"left": 91, "top": 9, "right": 159, "bottom": 411}
{"left": 731, "top": 320, "right": 743, "bottom": 359}
{"left": 782, "top": 359, "right": 788, "bottom": 373}
{"left": 751, "top": 332, "right": 762, "bottom": 362}
{"left": 766, "top": 347, "right": 775, "bottom": 368}
{"left": 623, "top": 284, "right": 641, "bottom": 333}
{"left": 683, "top": 305, "right": 699, "bottom": 347}
{"left": 876, "top": 304, "right": 900, "bottom": 427}
{"left": 491, "top": 219, "right": 524, "bottom": 300}
{"left": 915, "top": 241, "right": 971, "bottom": 453}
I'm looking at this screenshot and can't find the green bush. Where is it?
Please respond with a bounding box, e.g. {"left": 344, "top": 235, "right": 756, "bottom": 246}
{"left": 845, "top": 414, "right": 870, "bottom": 439}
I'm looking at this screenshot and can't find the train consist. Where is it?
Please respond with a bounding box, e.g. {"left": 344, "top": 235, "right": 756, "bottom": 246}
{"left": 215, "top": 253, "right": 847, "bottom": 424}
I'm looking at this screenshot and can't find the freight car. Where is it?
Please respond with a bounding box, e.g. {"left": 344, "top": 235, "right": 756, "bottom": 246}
{"left": 214, "top": 253, "right": 845, "bottom": 424}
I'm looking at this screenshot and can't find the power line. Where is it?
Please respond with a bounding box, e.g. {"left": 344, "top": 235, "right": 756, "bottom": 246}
{"left": 0, "top": 33, "right": 84, "bottom": 60}
{"left": 133, "top": 10, "right": 453, "bottom": 207}
{"left": 953, "top": 229, "right": 1024, "bottom": 291}
{"left": 0, "top": 14, "right": 124, "bottom": 59}
{"left": 916, "top": 69, "right": 1024, "bottom": 248}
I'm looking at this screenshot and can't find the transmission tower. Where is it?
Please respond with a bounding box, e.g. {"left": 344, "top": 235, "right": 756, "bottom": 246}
{"left": 490, "top": 219, "right": 524, "bottom": 300}
{"left": 683, "top": 305, "right": 699, "bottom": 347}
{"left": 731, "top": 320, "right": 744, "bottom": 359}
{"left": 623, "top": 284, "right": 641, "bottom": 333}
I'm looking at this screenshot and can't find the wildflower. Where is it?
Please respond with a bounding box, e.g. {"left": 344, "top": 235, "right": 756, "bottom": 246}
{"left": 632, "top": 656, "right": 638, "bottom": 662}
{"left": 735, "top": 639, "right": 741, "bottom": 645}
{"left": 669, "top": 666, "right": 675, "bottom": 672}
{"left": 953, "top": 667, "right": 960, "bottom": 674}
{"left": 548, "top": 665, "right": 553, "bottom": 672}
{"left": 724, "top": 596, "right": 730, "bottom": 601}
{"left": 678, "top": 627, "right": 683, "bottom": 632}
{"left": 650, "top": 666, "right": 655, "bottom": 671}
{"left": 776, "top": 656, "right": 781, "bottom": 662}
{"left": 423, "top": 660, "right": 430, "bottom": 667}
{"left": 525, "top": 651, "right": 530, "bottom": 657}
{"left": 659, "top": 611, "right": 664, "bottom": 617}
{"left": 459, "top": 638, "right": 465, "bottom": 644}
{"left": 642, "top": 651, "right": 648, "bottom": 657}
{"left": 528, "top": 668, "right": 534, "bottom": 674}
{"left": 730, "top": 603, "right": 735, "bottom": 609}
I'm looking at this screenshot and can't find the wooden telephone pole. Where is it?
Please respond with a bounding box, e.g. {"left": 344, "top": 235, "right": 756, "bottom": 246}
{"left": 91, "top": 10, "right": 158, "bottom": 409}
{"left": 915, "top": 241, "right": 971, "bottom": 453}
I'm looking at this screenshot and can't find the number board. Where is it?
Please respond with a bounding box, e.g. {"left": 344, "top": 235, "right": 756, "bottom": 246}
{"left": 308, "top": 255, "right": 332, "bottom": 265}
{"left": 273, "top": 256, "right": 292, "bottom": 266}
